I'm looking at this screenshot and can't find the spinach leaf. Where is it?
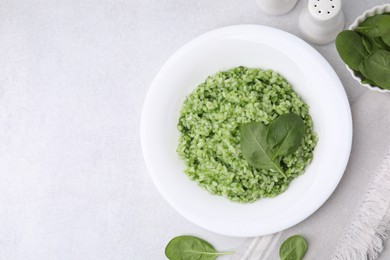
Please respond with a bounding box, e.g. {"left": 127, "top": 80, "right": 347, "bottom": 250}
{"left": 356, "top": 15, "right": 390, "bottom": 37}
{"left": 362, "top": 36, "right": 373, "bottom": 53}
{"left": 363, "top": 50, "right": 390, "bottom": 89}
{"left": 361, "top": 78, "right": 376, "bottom": 85}
{"left": 240, "top": 113, "right": 305, "bottom": 177}
{"left": 359, "top": 61, "right": 371, "bottom": 81}
{"left": 374, "top": 36, "right": 390, "bottom": 51}
{"left": 266, "top": 113, "right": 305, "bottom": 159}
{"left": 361, "top": 36, "right": 390, "bottom": 53}
{"left": 382, "top": 30, "right": 390, "bottom": 47}
{"left": 336, "top": 30, "right": 369, "bottom": 70}
{"left": 240, "top": 122, "right": 285, "bottom": 176}
{"left": 165, "top": 236, "right": 233, "bottom": 260}
{"left": 279, "top": 235, "right": 308, "bottom": 260}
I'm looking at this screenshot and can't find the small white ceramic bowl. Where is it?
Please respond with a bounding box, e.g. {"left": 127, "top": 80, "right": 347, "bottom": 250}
{"left": 347, "top": 4, "right": 390, "bottom": 93}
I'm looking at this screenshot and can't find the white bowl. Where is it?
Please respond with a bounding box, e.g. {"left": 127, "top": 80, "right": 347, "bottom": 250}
{"left": 348, "top": 4, "right": 390, "bottom": 93}
{"left": 141, "top": 25, "right": 352, "bottom": 237}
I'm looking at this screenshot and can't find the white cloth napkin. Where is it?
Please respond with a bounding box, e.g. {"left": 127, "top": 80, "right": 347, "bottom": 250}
{"left": 230, "top": 90, "right": 390, "bottom": 260}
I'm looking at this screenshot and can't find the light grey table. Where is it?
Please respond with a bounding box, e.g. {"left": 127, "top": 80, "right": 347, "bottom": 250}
{"left": 0, "top": 0, "right": 388, "bottom": 259}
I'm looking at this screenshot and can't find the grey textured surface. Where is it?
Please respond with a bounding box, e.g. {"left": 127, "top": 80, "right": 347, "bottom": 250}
{"left": 0, "top": 0, "right": 388, "bottom": 259}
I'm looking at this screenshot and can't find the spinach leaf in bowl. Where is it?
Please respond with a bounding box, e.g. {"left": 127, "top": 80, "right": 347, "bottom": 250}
{"left": 382, "top": 31, "right": 390, "bottom": 47}
{"left": 335, "top": 30, "right": 368, "bottom": 71}
{"left": 362, "top": 36, "right": 374, "bottom": 53}
{"left": 363, "top": 50, "right": 390, "bottom": 89}
{"left": 359, "top": 61, "right": 374, "bottom": 84}
{"left": 336, "top": 13, "right": 390, "bottom": 90}
{"left": 356, "top": 14, "right": 390, "bottom": 37}
{"left": 361, "top": 36, "right": 389, "bottom": 53}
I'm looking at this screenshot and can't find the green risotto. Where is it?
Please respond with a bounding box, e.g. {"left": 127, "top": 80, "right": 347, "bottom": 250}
{"left": 177, "top": 67, "right": 317, "bottom": 203}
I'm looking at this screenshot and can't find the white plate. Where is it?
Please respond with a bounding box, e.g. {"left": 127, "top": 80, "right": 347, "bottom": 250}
{"left": 141, "top": 25, "right": 352, "bottom": 237}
